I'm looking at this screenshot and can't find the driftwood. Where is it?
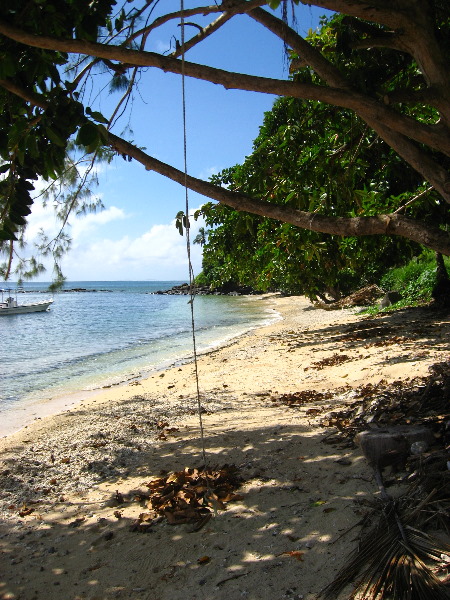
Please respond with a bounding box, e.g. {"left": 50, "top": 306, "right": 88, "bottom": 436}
{"left": 315, "top": 284, "right": 384, "bottom": 309}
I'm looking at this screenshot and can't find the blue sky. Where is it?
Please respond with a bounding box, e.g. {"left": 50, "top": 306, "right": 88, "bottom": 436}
{"left": 26, "top": 2, "right": 330, "bottom": 282}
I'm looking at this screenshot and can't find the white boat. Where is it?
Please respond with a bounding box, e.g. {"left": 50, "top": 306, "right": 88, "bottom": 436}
{"left": 0, "top": 290, "right": 53, "bottom": 315}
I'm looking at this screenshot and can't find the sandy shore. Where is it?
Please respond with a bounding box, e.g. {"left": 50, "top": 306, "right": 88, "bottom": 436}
{"left": 0, "top": 295, "right": 448, "bottom": 600}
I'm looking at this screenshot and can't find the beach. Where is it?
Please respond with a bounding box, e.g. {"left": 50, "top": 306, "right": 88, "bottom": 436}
{"left": 0, "top": 294, "right": 449, "bottom": 600}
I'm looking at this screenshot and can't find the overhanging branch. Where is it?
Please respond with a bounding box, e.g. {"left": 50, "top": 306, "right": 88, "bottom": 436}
{"left": 1, "top": 75, "right": 448, "bottom": 254}
{"left": 300, "top": 0, "right": 411, "bottom": 29}
{"left": 0, "top": 17, "right": 448, "bottom": 159}
{"left": 170, "top": 0, "right": 267, "bottom": 58}
{"left": 246, "top": 7, "right": 450, "bottom": 202}
{"left": 108, "top": 132, "right": 450, "bottom": 255}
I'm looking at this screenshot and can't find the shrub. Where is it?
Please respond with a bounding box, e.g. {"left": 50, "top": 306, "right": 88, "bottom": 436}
{"left": 378, "top": 251, "right": 449, "bottom": 308}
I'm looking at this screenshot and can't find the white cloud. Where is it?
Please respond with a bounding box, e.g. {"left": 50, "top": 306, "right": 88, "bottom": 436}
{"left": 70, "top": 206, "right": 126, "bottom": 240}
{"left": 24, "top": 200, "right": 126, "bottom": 241}
{"left": 61, "top": 211, "right": 205, "bottom": 281}
{"left": 25, "top": 201, "right": 60, "bottom": 241}
{"left": 17, "top": 196, "right": 205, "bottom": 281}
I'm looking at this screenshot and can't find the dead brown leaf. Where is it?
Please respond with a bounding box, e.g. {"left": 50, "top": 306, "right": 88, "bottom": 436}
{"left": 281, "top": 550, "right": 305, "bottom": 561}
{"left": 18, "top": 506, "right": 34, "bottom": 517}
{"left": 142, "top": 465, "right": 243, "bottom": 526}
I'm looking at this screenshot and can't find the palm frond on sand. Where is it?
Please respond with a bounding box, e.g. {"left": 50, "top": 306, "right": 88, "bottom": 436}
{"left": 319, "top": 459, "right": 450, "bottom": 600}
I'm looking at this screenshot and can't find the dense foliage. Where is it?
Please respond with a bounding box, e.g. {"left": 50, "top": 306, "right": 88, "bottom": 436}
{"left": 0, "top": 0, "right": 117, "bottom": 280}
{"left": 197, "top": 15, "right": 449, "bottom": 300}
{"left": 379, "top": 251, "right": 450, "bottom": 306}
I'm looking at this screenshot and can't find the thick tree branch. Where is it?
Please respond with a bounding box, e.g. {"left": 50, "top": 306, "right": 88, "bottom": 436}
{"left": 401, "top": 24, "right": 450, "bottom": 126}
{"left": 382, "top": 86, "right": 440, "bottom": 106}
{"left": 349, "top": 35, "right": 407, "bottom": 52}
{"left": 299, "top": 0, "right": 411, "bottom": 29}
{"left": 249, "top": 9, "right": 450, "bottom": 161}
{"left": 250, "top": 6, "right": 433, "bottom": 123}
{"left": 108, "top": 132, "right": 450, "bottom": 255}
{"left": 310, "top": 1, "right": 450, "bottom": 124}
{"left": 2, "top": 75, "right": 448, "bottom": 254}
{"left": 0, "top": 78, "right": 46, "bottom": 109}
{"left": 1, "top": 16, "right": 448, "bottom": 160}
{"left": 362, "top": 116, "right": 450, "bottom": 203}
{"left": 247, "top": 7, "right": 450, "bottom": 202}
{"left": 249, "top": 7, "right": 350, "bottom": 89}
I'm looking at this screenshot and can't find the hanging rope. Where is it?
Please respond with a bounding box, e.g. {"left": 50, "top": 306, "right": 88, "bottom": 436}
{"left": 180, "top": 0, "right": 208, "bottom": 469}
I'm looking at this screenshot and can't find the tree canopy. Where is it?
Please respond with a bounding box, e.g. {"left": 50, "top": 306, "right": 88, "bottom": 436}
{"left": 0, "top": 0, "right": 449, "bottom": 280}
{"left": 197, "top": 14, "right": 450, "bottom": 299}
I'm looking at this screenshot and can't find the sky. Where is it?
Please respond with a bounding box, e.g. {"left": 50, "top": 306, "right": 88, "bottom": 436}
{"left": 24, "top": 1, "right": 331, "bottom": 282}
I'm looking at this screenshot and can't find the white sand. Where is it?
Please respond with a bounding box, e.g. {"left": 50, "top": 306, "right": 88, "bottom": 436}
{"left": 0, "top": 295, "right": 448, "bottom": 600}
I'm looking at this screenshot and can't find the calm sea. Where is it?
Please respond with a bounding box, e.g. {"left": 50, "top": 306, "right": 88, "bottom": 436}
{"left": 0, "top": 281, "right": 278, "bottom": 436}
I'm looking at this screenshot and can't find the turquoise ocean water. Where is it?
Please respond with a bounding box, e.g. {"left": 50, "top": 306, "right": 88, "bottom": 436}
{"left": 0, "top": 281, "right": 278, "bottom": 435}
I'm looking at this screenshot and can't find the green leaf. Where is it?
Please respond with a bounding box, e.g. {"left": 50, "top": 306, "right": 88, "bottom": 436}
{"left": 86, "top": 107, "right": 109, "bottom": 124}
{"left": 46, "top": 127, "right": 67, "bottom": 147}
{"left": 96, "top": 124, "right": 110, "bottom": 142}
{"left": 0, "top": 53, "right": 16, "bottom": 78}
{"left": 76, "top": 122, "right": 100, "bottom": 148}
{"left": 0, "top": 229, "right": 17, "bottom": 241}
{"left": 64, "top": 80, "right": 77, "bottom": 92}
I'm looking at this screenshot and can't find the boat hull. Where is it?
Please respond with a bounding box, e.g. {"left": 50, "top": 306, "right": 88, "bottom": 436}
{"left": 0, "top": 300, "right": 53, "bottom": 315}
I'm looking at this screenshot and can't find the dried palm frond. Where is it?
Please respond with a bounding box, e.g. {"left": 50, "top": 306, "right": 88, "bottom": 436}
{"left": 319, "top": 463, "right": 450, "bottom": 600}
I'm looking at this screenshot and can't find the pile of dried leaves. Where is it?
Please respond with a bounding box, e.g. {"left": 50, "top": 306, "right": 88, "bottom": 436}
{"left": 131, "top": 465, "right": 243, "bottom": 532}
{"left": 305, "top": 353, "right": 353, "bottom": 371}
{"left": 271, "top": 389, "right": 333, "bottom": 406}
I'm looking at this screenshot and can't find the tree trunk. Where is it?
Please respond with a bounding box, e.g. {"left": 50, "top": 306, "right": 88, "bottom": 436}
{"left": 432, "top": 252, "right": 450, "bottom": 306}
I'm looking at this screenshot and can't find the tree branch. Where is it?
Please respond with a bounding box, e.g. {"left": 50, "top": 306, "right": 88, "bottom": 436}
{"left": 323, "top": 1, "right": 450, "bottom": 125}
{"left": 299, "top": 0, "right": 411, "bottom": 29}
{"left": 248, "top": 9, "right": 450, "bottom": 160}
{"left": 1, "top": 75, "right": 449, "bottom": 254}
{"left": 172, "top": 11, "right": 234, "bottom": 58}
{"left": 382, "top": 86, "right": 439, "bottom": 106}
{"left": 0, "top": 78, "right": 47, "bottom": 109}
{"left": 362, "top": 116, "right": 450, "bottom": 203}
{"left": 108, "top": 132, "right": 450, "bottom": 255}
{"left": 249, "top": 7, "right": 350, "bottom": 89}
{"left": 393, "top": 186, "right": 434, "bottom": 214}
{"left": 124, "top": 5, "right": 222, "bottom": 47}
{"left": 1, "top": 16, "right": 448, "bottom": 160}
{"left": 349, "top": 34, "right": 407, "bottom": 52}
{"left": 1, "top": 15, "right": 448, "bottom": 202}
{"left": 399, "top": 3, "right": 450, "bottom": 126}
{"left": 246, "top": 7, "right": 450, "bottom": 201}
{"left": 171, "top": 0, "right": 267, "bottom": 58}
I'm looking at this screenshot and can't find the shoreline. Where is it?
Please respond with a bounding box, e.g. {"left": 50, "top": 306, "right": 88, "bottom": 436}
{"left": 1, "top": 295, "right": 448, "bottom": 600}
{"left": 0, "top": 294, "right": 281, "bottom": 439}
